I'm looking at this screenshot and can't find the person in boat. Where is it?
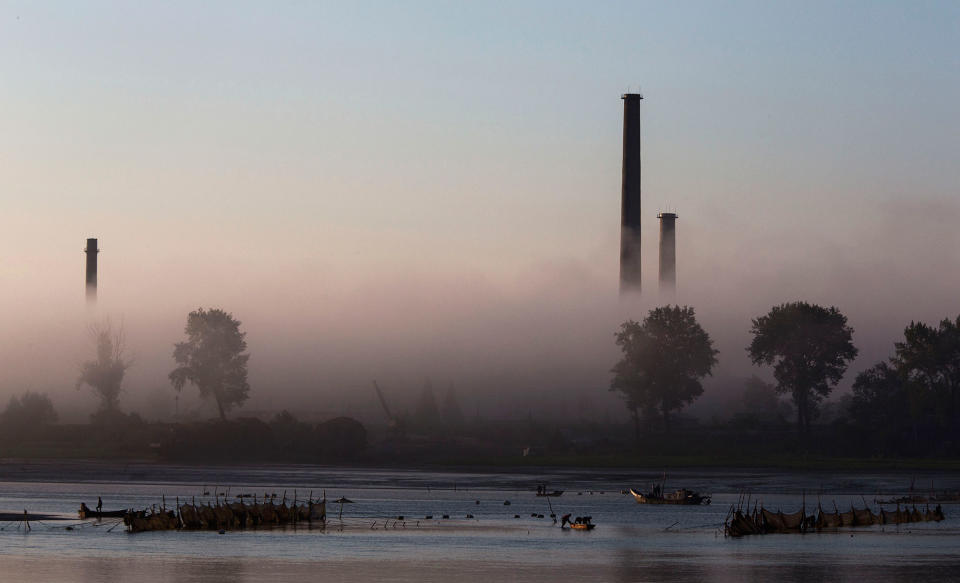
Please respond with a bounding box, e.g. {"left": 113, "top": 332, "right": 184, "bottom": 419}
{"left": 97, "top": 497, "right": 103, "bottom": 515}
{"left": 561, "top": 513, "right": 572, "bottom": 527}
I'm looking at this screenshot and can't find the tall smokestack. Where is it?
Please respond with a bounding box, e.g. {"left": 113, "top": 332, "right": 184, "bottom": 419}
{"left": 84, "top": 238, "right": 98, "bottom": 303}
{"left": 658, "top": 212, "right": 677, "bottom": 295}
{"left": 620, "top": 93, "right": 643, "bottom": 294}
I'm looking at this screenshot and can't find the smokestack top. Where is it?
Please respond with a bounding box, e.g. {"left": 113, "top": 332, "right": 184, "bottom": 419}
{"left": 621, "top": 93, "right": 643, "bottom": 100}
{"left": 657, "top": 212, "right": 678, "bottom": 220}
{"left": 85, "top": 238, "right": 99, "bottom": 252}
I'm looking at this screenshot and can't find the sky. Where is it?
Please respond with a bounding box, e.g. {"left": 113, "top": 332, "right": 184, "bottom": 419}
{"left": 1, "top": 1, "right": 959, "bottom": 422}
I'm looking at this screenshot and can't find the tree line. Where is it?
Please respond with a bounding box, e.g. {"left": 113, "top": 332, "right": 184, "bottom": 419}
{"left": 4, "top": 308, "right": 252, "bottom": 428}
{"left": 74, "top": 307, "right": 250, "bottom": 422}
{"left": 1, "top": 307, "right": 368, "bottom": 461}
{"left": 611, "top": 302, "right": 960, "bottom": 455}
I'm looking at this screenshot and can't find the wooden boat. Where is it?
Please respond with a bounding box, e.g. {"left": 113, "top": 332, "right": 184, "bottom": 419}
{"left": 535, "top": 484, "right": 563, "bottom": 497}
{"left": 79, "top": 503, "right": 127, "bottom": 519}
{"left": 561, "top": 514, "right": 595, "bottom": 530}
{"left": 629, "top": 487, "right": 710, "bottom": 505}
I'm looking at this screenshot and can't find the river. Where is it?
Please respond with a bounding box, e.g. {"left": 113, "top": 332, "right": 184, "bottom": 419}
{"left": 0, "top": 461, "right": 957, "bottom": 582}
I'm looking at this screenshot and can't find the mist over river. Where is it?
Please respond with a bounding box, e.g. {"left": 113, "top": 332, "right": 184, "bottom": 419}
{"left": 0, "top": 462, "right": 957, "bottom": 582}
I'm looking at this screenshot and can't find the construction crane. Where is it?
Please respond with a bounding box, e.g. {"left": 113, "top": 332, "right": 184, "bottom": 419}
{"left": 372, "top": 381, "right": 401, "bottom": 435}
{"left": 372, "top": 381, "right": 393, "bottom": 423}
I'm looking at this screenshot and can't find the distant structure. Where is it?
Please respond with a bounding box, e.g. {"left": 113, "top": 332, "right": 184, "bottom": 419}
{"left": 657, "top": 213, "right": 677, "bottom": 295}
{"left": 84, "top": 238, "right": 98, "bottom": 304}
{"left": 620, "top": 93, "right": 643, "bottom": 294}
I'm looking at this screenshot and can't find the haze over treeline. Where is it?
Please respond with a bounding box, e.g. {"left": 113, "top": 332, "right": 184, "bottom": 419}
{"left": 2, "top": 3, "right": 958, "bottom": 424}
{"left": 1, "top": 197, "right": 957, "bottom": 424}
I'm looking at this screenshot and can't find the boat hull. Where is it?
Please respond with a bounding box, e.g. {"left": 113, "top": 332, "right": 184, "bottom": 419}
{"left": 629, "top": 488, "right": 709, "bottom": 505}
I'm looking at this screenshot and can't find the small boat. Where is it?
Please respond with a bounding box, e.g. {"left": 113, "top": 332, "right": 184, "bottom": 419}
{"left": 535, "top": 484, "right": 563, "bottom": 497}
{"left": 79, "top": 503, "right": 128, "bottom": 519}
{"left": 629, "top": 487, "right": 710, "bottom": 505}
{"left": 561, "top": 514, "right": 595, "bottom": 530}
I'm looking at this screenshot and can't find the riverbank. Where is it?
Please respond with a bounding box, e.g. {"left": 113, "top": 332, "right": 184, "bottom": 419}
{"left": 3, "top": 450, "right": 960, "bottom": 474}
{"left": 2, "top": 457, "right": 960, "bottom": 490}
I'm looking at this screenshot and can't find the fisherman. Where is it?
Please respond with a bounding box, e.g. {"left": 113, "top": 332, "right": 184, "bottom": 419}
{"left": 561, "top": 513, "right": 571, "bottom": 527}
{"left": 97, "top": 496, "right": 103, "bottom": 515}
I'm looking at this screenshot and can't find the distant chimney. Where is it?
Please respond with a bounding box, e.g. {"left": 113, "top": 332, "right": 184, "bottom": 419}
{"left": 657, "top": 213, "right": 677, "bottom": 295}
{"left": 620, "top": 93, "right": 643, "bottom": 294}
{"left": 84, "top": 238, "right": 98, "bottom": 303}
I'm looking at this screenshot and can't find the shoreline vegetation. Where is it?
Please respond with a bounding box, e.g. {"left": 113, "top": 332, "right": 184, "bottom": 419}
{"left": 7, "top": 306, "right": 960, "bottom": 475}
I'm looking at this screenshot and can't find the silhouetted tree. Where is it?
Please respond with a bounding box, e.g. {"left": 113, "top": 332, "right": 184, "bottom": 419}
{"left": 849, "top": 362, "right": 913, "bottom": 453}
{"left": 1, "top": 391, "right": 57, "bottom": 438}
{"left": 891, "top": 316, "right": 960, "bottom": 439}
{"left": 748, "top": 302, "right": 857, "bottom": 439}
{"left": 169, "top": 308, "right": 250, "bottom": 420}
{"left": 270, "top": 410, "right": 312, "bottom": 453}
{"left": 611, "top": 305, "right": 718, "bottom": 438}
{"left": 740, "top": 375, "right": 793, "bottom": 422}
{"left": 76, "top": 321, "right": 132, "bottom": 414}
{"left": 315, "top": 417, "right": 367, "bottom": 460}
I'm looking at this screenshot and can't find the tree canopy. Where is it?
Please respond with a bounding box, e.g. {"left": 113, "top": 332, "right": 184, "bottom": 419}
{"left": 1, "top": 391, "right": 57, "bottom": 438}
{"left": 740, "top": 375, "right": 792, "bottom": 422}
{"left": 890, "top": 315, "right": 960, "bottom": 440}
{"left": 748, "top": 301, "right": 857, "bottom": 438}
{"left": 610, "top": 305, "right": 718, "bottom": 437}
{"left": 169, "top": 308, "right": 250, "bottom": 420}
{"left": 76, "top": 321, "right": 132, "bottom": 414}
{"left": 849, "top": 361, "right": 913, "bottom": 453}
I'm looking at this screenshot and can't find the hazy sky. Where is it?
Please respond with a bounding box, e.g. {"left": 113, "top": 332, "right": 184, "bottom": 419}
{"left": 1, "top": 1, "right": 958, "bottom": 420}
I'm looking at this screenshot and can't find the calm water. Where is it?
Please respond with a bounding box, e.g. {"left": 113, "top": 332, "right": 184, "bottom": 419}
{"left": 0, "top": 461, "right": 957, "bottom": 582}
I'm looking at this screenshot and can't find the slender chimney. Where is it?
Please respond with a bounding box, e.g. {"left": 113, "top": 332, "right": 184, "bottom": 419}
{"left": 84, "top": 238, "right": 98, "bottom": 303}
{"left": 658, "top": 213, "right": 677, "bottom": 295}
{"left": 620, "top": 93, "right": 643, "bottom": 294}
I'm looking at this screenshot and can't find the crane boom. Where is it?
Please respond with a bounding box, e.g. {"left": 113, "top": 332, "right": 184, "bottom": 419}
{"left": 372, "top": 381, "right": 394, "bottom": 422}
